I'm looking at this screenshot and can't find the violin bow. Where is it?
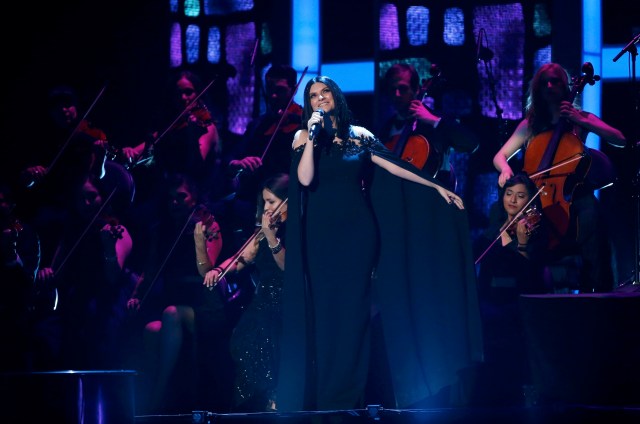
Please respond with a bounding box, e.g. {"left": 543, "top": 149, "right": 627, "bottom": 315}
{"left": 138, "top": 205, "right": 201, "bottom": 307}
{"left": 528, "top": 152, "right": 586, "bottom": 180}
{"left": 51, "top": 185, "right": 118, "bottom": 276}
{"left": 474, "top": 184, "right": 545, "bottom": 265}
{"left": 234, "top": 66, "right": 308, "bottom": 181}
{"left": 37, "top": 85, "right": 108, "bottom": 185}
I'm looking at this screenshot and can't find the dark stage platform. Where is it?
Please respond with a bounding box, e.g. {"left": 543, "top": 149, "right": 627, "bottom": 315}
{"left": 134, "top": 405, "right": 640, "bottom": 424}
{"left": 3, "top": 293, "right": 640, "bottom": 423}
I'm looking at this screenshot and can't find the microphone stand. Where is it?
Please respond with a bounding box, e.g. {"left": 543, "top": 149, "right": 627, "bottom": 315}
{"left": 476, "top": 32, "right": 509, "bottom": 143}
{"left": 613, "top": 34, "right": 640, "bottom": 288}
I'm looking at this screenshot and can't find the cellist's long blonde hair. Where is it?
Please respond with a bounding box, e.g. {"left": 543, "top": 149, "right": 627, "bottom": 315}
{"left": 525, "top": 63, "right": 573, "bottom": 136}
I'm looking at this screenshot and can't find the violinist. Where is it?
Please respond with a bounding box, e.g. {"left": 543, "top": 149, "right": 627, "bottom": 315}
{"left": 15, "top": 85, "right": 111, "bottom": 231}
{"left": 493, "top": 63, "right": 626, "bottom": 293}
{"left": 34, "top": 174, "right": 134, "bottom": 370}
{"left": 120, "top": 70, "right": 229, "bottom": 203}
{"left": 17, "top": 85, "right": 110, "bottom": 191}
{"left": 126, "top": 172, "right": 234, "bottom": 414}
{"left": 473, "top": 173, "right": 550, "bottom": 406}
{"left": 0, "top": 181, "right": 42, "bottom": 371}
{"left": 379, "top": 63, "right": 479, "bottom": 191}
{"left": 225, "top": 64, "right": 301, "bottom": 244}
{"left": 198, "top": 173, "right": 287, "bottom": 412}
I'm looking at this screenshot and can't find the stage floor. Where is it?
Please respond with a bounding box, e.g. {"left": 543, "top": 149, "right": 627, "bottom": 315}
{"left": 133, "top": 404, "right": 640, "bottom": 424}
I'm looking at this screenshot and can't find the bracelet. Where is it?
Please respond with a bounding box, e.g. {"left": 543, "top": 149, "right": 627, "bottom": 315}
{"left": 269, "top": 239, "right": 283, "bottom": 255}
{"left": 197, "top": 261, "right": 209, "bottom": 266}
{"left": 213, "top": 267, "right": 223, "bottom": 274}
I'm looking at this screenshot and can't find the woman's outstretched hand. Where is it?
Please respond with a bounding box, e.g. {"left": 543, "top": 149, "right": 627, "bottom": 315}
{"left": 436, "top": 186, "right": 464, "bottom": 210}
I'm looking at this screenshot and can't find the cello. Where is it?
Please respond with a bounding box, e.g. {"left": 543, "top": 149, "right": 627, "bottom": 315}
{"left": 523, "top": 62, "right": 599, "bottom": 248}
{"left": 385, "top": 65, "right": 443, "bottom": 174}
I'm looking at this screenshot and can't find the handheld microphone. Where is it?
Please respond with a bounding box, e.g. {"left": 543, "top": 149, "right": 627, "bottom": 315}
{"left": 308, "top": 109, "right": 324, "bottom": 140}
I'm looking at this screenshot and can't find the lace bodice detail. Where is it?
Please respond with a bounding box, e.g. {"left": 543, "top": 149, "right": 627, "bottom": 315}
{"left": 292, "top": 125, "right": 384, "bottom": 157}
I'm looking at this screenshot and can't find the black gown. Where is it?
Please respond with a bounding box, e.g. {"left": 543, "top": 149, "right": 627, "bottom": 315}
{"left": 229, "top": 228, "right": 285, "bottom": 411}
{"left": 278, "top": 126, "right": 483, "bottom": 411}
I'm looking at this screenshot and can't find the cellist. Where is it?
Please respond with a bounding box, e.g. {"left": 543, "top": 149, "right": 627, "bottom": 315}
{"left": 378, "top": 63, "right": 479, "bottom": 191}
{"left": 493, "top": 62, "right": 626, "bottom": 293}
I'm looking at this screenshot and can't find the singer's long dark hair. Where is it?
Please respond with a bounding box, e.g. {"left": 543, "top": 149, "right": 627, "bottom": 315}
{"left": 301, "top": 75, "right": 352, "bottom": 142}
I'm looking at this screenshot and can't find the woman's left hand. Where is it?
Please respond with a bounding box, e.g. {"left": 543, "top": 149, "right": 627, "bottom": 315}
{"left": 194, "top": 221, "right": 207, "bottom": 244}
{"left": 436, "top": 186, "right": 464, "bottom": 210}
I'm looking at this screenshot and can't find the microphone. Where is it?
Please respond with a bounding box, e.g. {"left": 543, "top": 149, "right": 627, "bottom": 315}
{"left": 308, "top": 109, "right": 324, "bottom": 140}
{"left": 476, "top": 30, "right": 483, "bottom": 62}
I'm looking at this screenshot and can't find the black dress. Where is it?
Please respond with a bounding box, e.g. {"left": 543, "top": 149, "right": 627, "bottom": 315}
{"left": 278, "top": 126, "right": 483, "bottom": 411}
{"left": 229, "top": 228, "right": 285, "bottom": 411}
{"left": 473, "top": 207, "right": 549, "bottom": 405}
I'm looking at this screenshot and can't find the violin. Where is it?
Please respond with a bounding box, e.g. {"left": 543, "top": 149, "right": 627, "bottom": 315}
{"left": 264, "top": 103, "right": 303, "bottom": 136}
{"left": 172, "top": 101, "right": 213, "bottom": 131}
{"left": 9, "top": 217, "right": 24, "bottom": 235}
{"left": 267, "top": 208, "right": 287, "bottom": 230}
{"left": 501, "top": 205, "right": 542, "bottom": 237}
{"left": 475, "top": 185, "right": 545, "bottom": 265}
{"left": 77, "top": 119, "right": 108, "bottom": 141}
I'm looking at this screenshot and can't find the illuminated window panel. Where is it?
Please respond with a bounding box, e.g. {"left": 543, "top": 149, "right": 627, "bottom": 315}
{"left": 260, "top": 23, "right": 273, "bottom": 57}
{"left": 379, "top": 3, "right": 400, "bottom": 51}
{"left": 207, "top": 26, "right": 221, "bottom": 63}
{"left": 533, "top": 3, "right": 551, "bottom": 37}
{"left": 169, "top": 0, "right": 179, "bottom": 14}
{"left": 534, "top": 45, "right": 552, "bottom": 72}
{"left": 226, "top": 22, "right": 256, "bottom": 135}
{"left": 185, "top": 24, "right": 200, "bottom": 64}
{"left": 203, "top": 0, "right": 254, "bottom": 15}
{"left": 184, "top": 0, "right": 200, "bottom": 17}
{"left": 321, "top": 62, "right": 375, "bottom": 93}
{"left": 170, "top": 22, "right": 183, "bottom": 67}
{"left": 443, "top": 7, "right": 465, "bottom": 46}
{"left": 474, "top": 4, "right": 525, "bottom": 120}
{"left": 406, "top": 6, "right": 429, "bottom": 46}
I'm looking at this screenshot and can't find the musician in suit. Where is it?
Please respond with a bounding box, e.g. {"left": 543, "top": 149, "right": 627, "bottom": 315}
{"left": 223, "top": 64, "right": 302, "bottom": 247}
{"left": 378, "top": 63, "right": 479, "bottom": 191}
{"left": 493, "top": 62, "right": 626, "bottom": 293}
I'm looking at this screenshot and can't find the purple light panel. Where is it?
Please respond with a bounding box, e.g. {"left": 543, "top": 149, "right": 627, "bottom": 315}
{"left": 380, "top": 3, "right": 400, "bottom": 51}
{"left": 473, "top": 3, "right": 525, "bottom": 120}
{"left": 225, "top": 22, "right": 256, "bottom": 135}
